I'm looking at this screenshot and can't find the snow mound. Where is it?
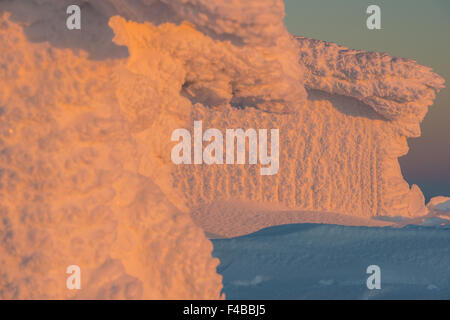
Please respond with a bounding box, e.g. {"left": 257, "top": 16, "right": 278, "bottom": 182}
{"left": 428, "top": 197, "right": 450, "bottom": 213}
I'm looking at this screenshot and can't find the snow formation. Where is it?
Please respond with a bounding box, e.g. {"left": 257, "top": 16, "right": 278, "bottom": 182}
{"left": 0, "top": 9, "right": 226, "bottom": 299}
{"left": 213, "top": 222, "right": 450, "bottom": 299}
{"left": 176, "top": 38, "right": 444, "bottom": 222}
{"left": 0, "top": 0, "right": 446, "bottom": 299}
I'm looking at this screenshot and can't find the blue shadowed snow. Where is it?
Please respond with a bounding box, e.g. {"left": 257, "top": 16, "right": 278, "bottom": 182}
{"left": 212, "top": 223, "right": 450, "bottom": 299}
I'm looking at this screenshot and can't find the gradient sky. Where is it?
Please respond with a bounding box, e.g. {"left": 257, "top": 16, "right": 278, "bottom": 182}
{"left": 285, "top": 0, "right": 450, "bottom": 200}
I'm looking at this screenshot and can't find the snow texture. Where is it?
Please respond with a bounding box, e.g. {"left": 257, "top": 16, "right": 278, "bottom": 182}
{"left": 428, "top": 197, "right": 450, "bottom": 213}
{"left": 0, "top": 0, "right": 446, "bottom": 299}
{"left": 173, "top": 36, "right": 444, "bottom": 221}
{"left": 0, "top": 12, "right": 223, "bottom": 299}
{"left": 212, "top": 223, "right": 450, "bottom": 299}
{"left": 191, "top": 200, "right": 394, "bottom": 239}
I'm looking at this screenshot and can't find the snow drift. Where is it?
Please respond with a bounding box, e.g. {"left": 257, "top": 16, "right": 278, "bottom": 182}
{"left": 0, "top": 0, "right": 446, "bottom": 299}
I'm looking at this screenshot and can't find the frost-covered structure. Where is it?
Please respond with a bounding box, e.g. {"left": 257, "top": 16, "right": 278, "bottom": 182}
{"left": 177, "top": 37, "right": 444, "bottom": 219}
{"left": 0, "top": 0, "right": 445, "bottom": 299}
{"left": 0, "top": 11, "right": 223, "bottom": 299}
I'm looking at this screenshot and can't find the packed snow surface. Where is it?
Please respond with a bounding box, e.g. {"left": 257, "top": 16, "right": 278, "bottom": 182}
{"left": 212, "top": 223, "right": 450, "bottom": 299}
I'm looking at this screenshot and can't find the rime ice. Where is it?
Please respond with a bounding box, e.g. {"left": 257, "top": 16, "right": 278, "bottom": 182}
{"left": 0, "top": 0, "right": 445, "bottom": 300}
